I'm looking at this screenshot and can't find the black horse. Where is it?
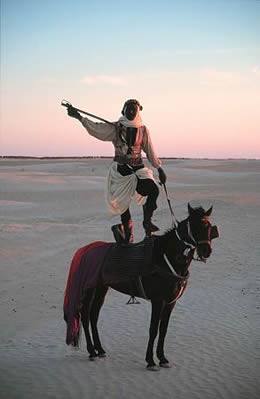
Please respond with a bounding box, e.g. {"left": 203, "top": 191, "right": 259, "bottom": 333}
{"left": 64, "top": 203, "right": 219, "bottom": 370}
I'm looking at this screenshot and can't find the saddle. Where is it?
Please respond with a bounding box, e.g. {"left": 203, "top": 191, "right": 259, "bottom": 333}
{"left": 102, "top": 238, "right": 156, "bottom": 286}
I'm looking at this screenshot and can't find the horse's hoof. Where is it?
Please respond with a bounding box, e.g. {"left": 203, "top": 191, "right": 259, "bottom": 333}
{"left": 89, "top": 354, "right": 98, "bottom": 361}
{"left": 98, "top": 353, "right": 106, "bottom": 358}
{"left": 160, "top": 362, "right": 172, "bottom": 368}
{"left": 146, "top": 365, "right": 160, "bottom": 371}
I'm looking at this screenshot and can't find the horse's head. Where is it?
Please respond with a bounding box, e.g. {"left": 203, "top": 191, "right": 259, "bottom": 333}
{"left": 184, "top": 203, "right": 219, "bottom": 262}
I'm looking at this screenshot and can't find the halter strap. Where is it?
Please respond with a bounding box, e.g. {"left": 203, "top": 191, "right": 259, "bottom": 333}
{"left": 176, "top": 223, "right": 196, "bottom": 249}
{"left": 163, "top": 253, "right": 190, "bottom": 280}
{"left": 163, "top": 253, "right": 189, "bottom": 305}
{"left": 187, "top": 221, "right": 197, "bottom": 246}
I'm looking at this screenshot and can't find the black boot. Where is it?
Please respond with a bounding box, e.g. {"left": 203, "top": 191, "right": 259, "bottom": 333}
{"left": 143, "top": 204, "right": 159, "bottom": 237}
{"left": 111, "top": 219, "right": 133, "bottom": 245}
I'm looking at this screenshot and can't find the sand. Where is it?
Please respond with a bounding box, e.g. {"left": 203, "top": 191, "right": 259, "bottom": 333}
{"left": 0, "top": 158, "right": 259, "bottom": 399}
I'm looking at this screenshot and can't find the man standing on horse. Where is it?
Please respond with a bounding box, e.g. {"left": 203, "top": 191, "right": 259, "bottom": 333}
{"left": 67, "top": 99, "right": 166, "bottom": 244}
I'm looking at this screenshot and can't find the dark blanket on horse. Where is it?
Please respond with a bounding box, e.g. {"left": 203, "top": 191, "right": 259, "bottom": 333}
{"left": 64, "top": 238, "right": 155, "bottom": 346}
{"left": 102, "top": 238, "right": 155, "bottom": 284}
{"left": 64, "top": 241, "right": 112, "bottom": 345}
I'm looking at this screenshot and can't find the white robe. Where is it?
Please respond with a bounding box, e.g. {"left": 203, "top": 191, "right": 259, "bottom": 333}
{"left": 105, "top": 162, "right": 156, "bottom": 216}
{"left": 81, "top": 111, "right": 161, "bottom": 216}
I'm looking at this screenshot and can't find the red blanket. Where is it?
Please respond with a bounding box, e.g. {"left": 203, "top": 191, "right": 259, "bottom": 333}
{"left": 64, "top": 241, "right": 112, "bottom": 346}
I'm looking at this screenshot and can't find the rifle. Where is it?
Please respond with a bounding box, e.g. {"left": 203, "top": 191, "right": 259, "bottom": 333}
{"left": 61, "top": 99, "right": 115, "bottom": 125}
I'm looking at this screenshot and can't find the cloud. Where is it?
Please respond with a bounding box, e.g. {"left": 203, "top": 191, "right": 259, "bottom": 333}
{"left": 80, "top": 74, "right": 127, "bottom": 86}
{"left": 79, "top": 67, "right": 260, "bottom": 93}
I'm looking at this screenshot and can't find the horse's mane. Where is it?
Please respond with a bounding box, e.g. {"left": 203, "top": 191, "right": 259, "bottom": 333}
{"left": 155, "top": 206, "right": 208, "bottom": 246}
{"left": 154, "top": 223, "right": 180, "bottom": 249}
{"left": 160, "top": 225, "right": 178, "bottom": 240}
{"left": 156, "top": 207, "right": 207, "bottom": 241}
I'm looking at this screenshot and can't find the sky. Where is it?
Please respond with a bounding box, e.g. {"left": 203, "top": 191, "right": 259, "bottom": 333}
{"left": 1, "top": 0, "right": 260, "bottom": 159}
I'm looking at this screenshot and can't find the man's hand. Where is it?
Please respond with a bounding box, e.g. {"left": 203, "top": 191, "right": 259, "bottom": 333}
{"left": 67, "top": 105, "right": 82, "bottom": 121}
{"left": 158, "top": 167, "right": 167, "bottom": 185}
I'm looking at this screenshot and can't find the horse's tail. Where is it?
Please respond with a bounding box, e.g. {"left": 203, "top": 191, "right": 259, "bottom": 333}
{"left": 63, "top": 241, "right": 112, "bottom": 346}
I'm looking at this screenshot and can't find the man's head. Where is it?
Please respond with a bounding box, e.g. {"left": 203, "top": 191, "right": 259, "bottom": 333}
{"left": 121, "top": 99, "right": 143, "bottom": 120}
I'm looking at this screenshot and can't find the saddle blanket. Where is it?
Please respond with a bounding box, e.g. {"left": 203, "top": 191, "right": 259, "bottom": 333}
{"left": 64, "top": 241, "right": 112, "bottom": 345}
{"left": 64, "top": 238, "right": 155, "bottom": 345}
{"left": 102, "top": 238, "right": 155, "bottom": 284}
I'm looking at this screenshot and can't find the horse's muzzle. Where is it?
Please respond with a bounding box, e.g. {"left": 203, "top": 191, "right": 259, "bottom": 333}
{"left": 199, "top": 244, "right": 212, "bottom": 260}
{"left": 210, "top": 225, "right": 220, "bottom": 240}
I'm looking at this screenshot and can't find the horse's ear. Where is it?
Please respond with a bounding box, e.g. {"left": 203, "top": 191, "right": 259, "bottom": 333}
{"left": 205, "top": 206, "right": 213, "bottom": 217}
{"left": 188, "top": 203, "right": 194, "bottom": 215}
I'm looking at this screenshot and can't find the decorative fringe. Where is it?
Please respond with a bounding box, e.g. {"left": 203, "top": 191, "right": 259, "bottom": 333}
{"left": 70, "top": 316, "right": 82, "bottom": 347}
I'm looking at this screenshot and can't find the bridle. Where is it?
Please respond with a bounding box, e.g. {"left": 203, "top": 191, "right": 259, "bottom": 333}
{"left": 186, "top": 219, "right": 212, "bottom": 247}
{"left": 160, "top": 184, "right": 215, "bottom": 264}
{"left": 160, "top": 217, "right": 213, "bottom": 305}
{"left": 168, "top": 218, "right": 212, "bottom": 264}
{"left": 161, "top": 183, "right": 213, "bottom": 251}
{"left": 161, "top": 220, "right": 212, "bottom": 304}
{"left": 181, "top": 218, "right": 212, "bottom": 262}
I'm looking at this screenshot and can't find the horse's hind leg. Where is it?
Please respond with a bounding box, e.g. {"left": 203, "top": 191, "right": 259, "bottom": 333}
{"left": 81, "top": 288, "right": 97, "bottom": 360}
{"left": 90, "top": 285, "right": 108, "bottom": 357}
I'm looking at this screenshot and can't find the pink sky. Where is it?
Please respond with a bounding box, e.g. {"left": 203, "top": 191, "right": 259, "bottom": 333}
{"left": 1, "top": 1, "right": 260, "bottom": 159}
{"left": 1, "top": 68, "right": 260, "bottom": 159}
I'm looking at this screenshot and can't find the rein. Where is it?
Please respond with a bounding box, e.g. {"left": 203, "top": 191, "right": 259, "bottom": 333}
{"left": 161, "top": 183, "right": 178, "bottom": 227}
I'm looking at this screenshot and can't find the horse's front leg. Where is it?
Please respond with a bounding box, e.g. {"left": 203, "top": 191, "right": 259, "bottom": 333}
{"left": 156, "top": 302, "right": 175, "bottom": 367}
{"left": 145, "top": 299, "right": 164, "bottom": 370}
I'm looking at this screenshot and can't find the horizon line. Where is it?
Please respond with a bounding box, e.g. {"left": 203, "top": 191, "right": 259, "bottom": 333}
{"left": 1, "top": 156, "right": 259, "bottom": 161}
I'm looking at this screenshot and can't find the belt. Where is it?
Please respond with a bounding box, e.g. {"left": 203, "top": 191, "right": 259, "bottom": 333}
{"left": 114, "top": 155, "right": 143, "bottom": 166}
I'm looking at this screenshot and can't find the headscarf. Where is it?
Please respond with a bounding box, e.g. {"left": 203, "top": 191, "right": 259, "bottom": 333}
{"left": 118, "top": 111, "right": 144, "bottom": 128}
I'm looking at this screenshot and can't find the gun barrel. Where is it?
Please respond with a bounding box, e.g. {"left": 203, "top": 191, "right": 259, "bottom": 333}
{"left": 61, "top": 99, "right": 115, "bottom": 125}
{"left": 61, "top": 99, "right": 71, "bottom": 107}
